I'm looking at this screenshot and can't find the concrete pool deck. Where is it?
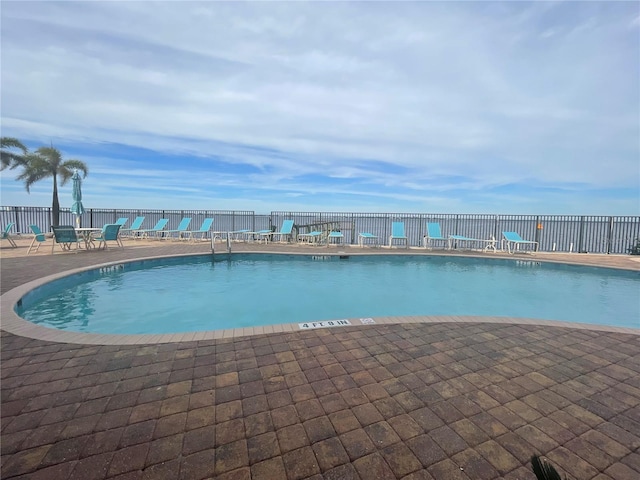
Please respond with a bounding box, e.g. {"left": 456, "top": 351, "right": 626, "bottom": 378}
{"left": 1, "top": 238, "right": 639, "bottom": 479}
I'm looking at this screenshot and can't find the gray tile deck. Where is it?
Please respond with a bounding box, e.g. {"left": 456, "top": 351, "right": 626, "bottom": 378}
{"left": 1, "top": 238, "right": 639, "bottom": 479}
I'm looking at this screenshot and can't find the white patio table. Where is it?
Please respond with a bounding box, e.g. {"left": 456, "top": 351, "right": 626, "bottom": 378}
{"left": 75, "top": 227, "right": 102, "bottom": 250}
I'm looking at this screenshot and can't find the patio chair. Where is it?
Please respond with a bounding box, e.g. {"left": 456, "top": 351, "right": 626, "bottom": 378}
{"left": 164, "top": 217, "right": 192, "bottom": 240}
{"left": 424, "top": 223, "right": 449, "bottom": 249}
{"left": 27, "top": 225, "right": 47, "bottom": 254}
{"left": 120, "top": 216, "right": 145, "bottom": 238}
{"left": 502, "top": 231, "right": 538, "bottom": 254}
{"left": 260, "top": 220, "right": 295, "bottom": 243}
{"left": 93, "top": 224, "right": 123, "bottom": 249}
{"left": 115, "top": 217, "right": 129, "bottom": 226}
{"left": 184, "top": 218, "right": 214, "bottom": 242}
{"left": 51, "top": 225, "right": 82, "bottom": 254}
{"left": 137, "top": 219, "right": 169, "bottom": 239}
{"left": 1, "top": 223, "right": 17, "bottom": 247}
{"left": 358, "top": 232, "right": 378, "bottom": 248}
{"left": 389, "top": 222, "right": 408, "bottom": 248}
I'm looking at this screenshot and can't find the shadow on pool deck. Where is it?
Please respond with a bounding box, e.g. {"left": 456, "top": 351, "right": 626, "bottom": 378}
{"left": 1, "top": 238, "right": 639, "bottom": 480}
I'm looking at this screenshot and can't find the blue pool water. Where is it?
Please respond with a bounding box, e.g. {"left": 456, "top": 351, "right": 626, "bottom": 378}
{"left": 16, "top": 254, "right": 640, "bottom": 334}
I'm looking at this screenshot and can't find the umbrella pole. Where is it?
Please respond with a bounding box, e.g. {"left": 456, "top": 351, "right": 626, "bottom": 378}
{"left": 76, "top": 216, "right": 81, "bottom": 229}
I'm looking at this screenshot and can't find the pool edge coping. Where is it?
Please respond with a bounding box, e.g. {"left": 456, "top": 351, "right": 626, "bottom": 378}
{"left": 2, "top": 250, "right": 639, "bottom": 345}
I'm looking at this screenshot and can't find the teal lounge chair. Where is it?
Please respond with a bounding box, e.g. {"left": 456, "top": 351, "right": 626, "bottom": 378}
{"left": 184, "top": 218, "right": 213, "bottom": 242}
{"left": 327, "top": 230, "right": 344, "bottom": 246}
{"left": 260, "top": 220, "right": 295, "bottom": 243}
{"left": 51, "top": 225, "right": 82, "bottom": 254}
{"left": 137, "top": 219, "right": 169, "bottom": 239}
{"left": 424, "top": 223, "right": 449, "bottom": 249}
{"left": 164, "top": 217, "right": 192, "bottom": 240}
{"left": 446, "top": 232, "right": 497, "bottom": 252}
{"left": 251, "top": 228, "right": 273, "bottom": 244}
{"left": 94, "top": 224, "right": 123, "bottom": 249}
{"left": 28, "top": 225, "right": 47, "bottom": 254}
{"left": 120, "top": 216, "right": 145, "bottom": 238}
{"left": 298, "top": 230, "right": 323, "bottom": 244}
{"left": 231, "top": 229, "right": 254, "bottom": 242}
{"left": 1, "top": 223, "right": 17, "bottom": 247}
{"left": 389, "top": 222, "right": 408, "bottom": 248}
{"left": 502, "top": 231, "right": 538, "bottom": 254}
{"left": 358, "top": 232, "right": 378, "bottom": 248}
{"left": 447, "top": 234, "right": 478, "bottom": 249}
{"left": 115, "top": 217, "right": 129, "bottom": 226}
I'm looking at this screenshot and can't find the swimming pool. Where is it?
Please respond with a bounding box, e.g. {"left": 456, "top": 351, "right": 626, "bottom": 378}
{"left": 15, "top": 254, "right": 640, "bottom": 334}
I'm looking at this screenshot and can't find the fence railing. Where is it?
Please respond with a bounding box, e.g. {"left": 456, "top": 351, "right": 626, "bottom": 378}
{"left": 2, "top": 206, "right": 638, "bottom": 254}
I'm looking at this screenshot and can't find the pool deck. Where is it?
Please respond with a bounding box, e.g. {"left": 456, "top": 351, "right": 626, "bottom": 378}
{"left": 1, "top": 237, "right": 639, "bottom": 479}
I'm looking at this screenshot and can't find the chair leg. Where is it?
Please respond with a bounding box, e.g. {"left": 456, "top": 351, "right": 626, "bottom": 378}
{"left": 28, "top": 237, "right": 37, "bottom": 254}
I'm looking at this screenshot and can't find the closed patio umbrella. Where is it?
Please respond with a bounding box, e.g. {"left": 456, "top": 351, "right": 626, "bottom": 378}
{"left": 70, "top": 169, "right": 85, "bottom": 228}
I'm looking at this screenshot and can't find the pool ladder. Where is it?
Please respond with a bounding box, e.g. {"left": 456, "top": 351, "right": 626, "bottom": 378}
{"left": 211, "top": 232, "right": 232, "bottom": 254}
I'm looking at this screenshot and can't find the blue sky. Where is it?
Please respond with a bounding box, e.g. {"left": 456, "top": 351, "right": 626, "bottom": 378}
{"left": 1, "top": 1, "right": 638, "bottom": 215}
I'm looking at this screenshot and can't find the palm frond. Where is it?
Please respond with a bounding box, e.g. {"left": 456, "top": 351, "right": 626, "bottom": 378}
{"left": 1, "top": 137, "right": 27, "bottom": 152}
{"left": 531, "top": 455, "right": 564, "bottom": 480}
{"left": 15, "top": 154, "right": 53, "bottom": 192}
{"left": 62, "top": 160, "right": 88, "bottom": 176}
{"left": 1, "top": 137, "right": 28, "bottom": 170}
{"left": 59, "top": 160, "right": 88, "bottom": 186}
{"left": 1, "top": 151, "right": 23, "bottom": 169}
{"left": 34, "top": 146, "right": 63, "bottom": 167}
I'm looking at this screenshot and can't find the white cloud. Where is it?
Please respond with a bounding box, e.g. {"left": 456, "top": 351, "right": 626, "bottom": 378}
{"left": 1, "top": 1, "right": 638, "bottom": 214}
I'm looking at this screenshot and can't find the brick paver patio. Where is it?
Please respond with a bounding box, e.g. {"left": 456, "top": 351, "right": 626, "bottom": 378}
{"left": 1, "top": 239, "right": 639, "bottom": 479}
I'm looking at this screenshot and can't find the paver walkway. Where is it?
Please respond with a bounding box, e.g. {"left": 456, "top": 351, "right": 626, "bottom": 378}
{"left": 1, "top": 240, "right": 639, "bottom": 479}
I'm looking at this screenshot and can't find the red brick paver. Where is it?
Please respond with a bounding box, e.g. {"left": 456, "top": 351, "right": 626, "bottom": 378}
{"left": 1, "top": 241, "right": 639, "bottom": 479}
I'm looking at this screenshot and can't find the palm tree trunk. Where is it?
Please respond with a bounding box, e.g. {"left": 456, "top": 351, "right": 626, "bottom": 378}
{"left": 52, "top": 174, "right": 60, "bottom": 226}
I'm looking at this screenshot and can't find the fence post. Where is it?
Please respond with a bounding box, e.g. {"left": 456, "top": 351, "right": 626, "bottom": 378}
{"left": 606, "top": 216, "right": 614, "bottom": 255}
{"left": 350, "top": 213, "right": 355, "bottom": 245}
{"left": 578, "top": 216, "right": 585, "bottom": 253}
{"left": 13, "top": 207, "right": 21, "bottom": 234}
{"left": 534, "top": 215, "right": 541, "bottom": 246}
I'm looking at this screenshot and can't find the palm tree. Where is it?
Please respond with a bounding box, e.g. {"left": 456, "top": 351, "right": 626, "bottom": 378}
{"left": 16, "top": 146, "right": 89, "bottom": 227}
{"left": 1, "top": 137, "right": 28, "bottom": 170}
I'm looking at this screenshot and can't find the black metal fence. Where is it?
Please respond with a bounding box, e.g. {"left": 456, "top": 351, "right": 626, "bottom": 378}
{"left": 2, "top": 206, "right": 639, "bottom": 254}
{"left": 270, "top": 212, "right": 640, "bottom": 254}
